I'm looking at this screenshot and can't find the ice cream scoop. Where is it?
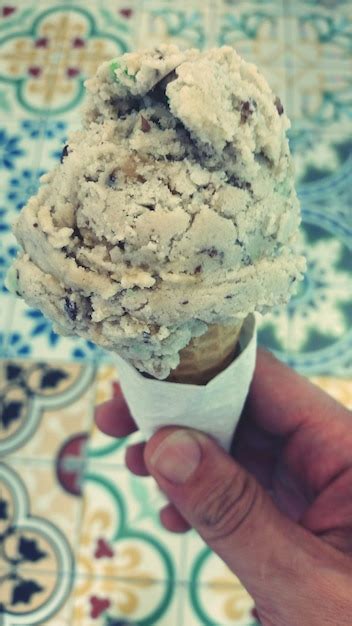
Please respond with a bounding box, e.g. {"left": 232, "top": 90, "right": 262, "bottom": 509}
{"left": 7, "top": 44, "right": 305, "bottom": 379}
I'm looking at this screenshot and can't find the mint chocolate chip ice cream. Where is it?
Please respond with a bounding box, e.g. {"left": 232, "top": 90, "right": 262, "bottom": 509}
{"left": 7, "top": 45, "right": 305, "bottom": 379}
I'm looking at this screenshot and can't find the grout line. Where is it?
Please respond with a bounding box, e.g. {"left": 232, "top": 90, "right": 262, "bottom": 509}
{"left": 0, "top": 550, "right": 237, "bottom": 585}
{"left": 71, "top": 372, "right": 98, "bottom": 553}
{"left": 176, "top": 535, "right": 189, "bottom": 626}
{"left": 0, "top": 296, "right": 16, "bottom": 358}
{"left": 205, "top": 0, "right": 217, "bottom": 49}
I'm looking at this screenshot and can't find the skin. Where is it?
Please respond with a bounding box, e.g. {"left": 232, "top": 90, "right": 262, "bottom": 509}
{"left": 96, "top": 349, "right": 352, "bottom": 626}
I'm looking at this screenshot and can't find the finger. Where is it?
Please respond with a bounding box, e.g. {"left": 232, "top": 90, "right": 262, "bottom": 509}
{"left": 95, "top": 393, "right": 137, "bottom": 438}
{"left": 301, "top": 468, "right": 352, "bottom": 555}
{"left": 144, "top": 426, "right": 345, "bottom": 612}
{"left": 125, "top": 442, "right": 149, "bottom": 476}
{"left": 160, "top": 503, "right": 191, "bottom": 533}
{"left": 232, "top": 415, "right": 282, "bottom": 490}
{"left": 272, "top": 463, "right": 311, "bottom": 522}
{"left": 248, "top": 349, "right": 350, "bottom": 437}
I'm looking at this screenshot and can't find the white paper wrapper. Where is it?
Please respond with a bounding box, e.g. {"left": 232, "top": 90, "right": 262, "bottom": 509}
{"left": 115, "top": 314, "right": 257, "bottom": 450}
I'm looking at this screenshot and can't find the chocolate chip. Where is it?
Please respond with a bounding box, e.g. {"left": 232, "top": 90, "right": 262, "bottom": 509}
{"left": 72, "top": 226, "right": 83, "bottom": 241}
{"left": 64, "top": 296, "right": 77, "bottom": 321}
{"left": 149, "top": 70, "right": 177, "bottom": 105}
{"left": 141, "top": 203, "right": 155, "bottom": 211}
{"left": 33, "top": 222, "right": 38, "bottom": 228}
{"left": 194, "top": 265, "right": 202, "bottom": 274}
{"left": 181, "top": 300, "right": 189, "bottom": 305}
{"left": 60, "top": 145, "right": 69, "bottom": 163}
{"left": 275, "top": 96, "right": 284, "bottom": 115}
{"left": 227, "top": 175, "right": 251, "bottom": 191}
{"left": 240, "top": 100, "right": 255, "bottom": 123}
{"left": 108, "top": 171, "right": 118, "bottom": 187}
{"left": 117, "top": 241, "right": 125, "bottom": 251}
{"left": 200, "top": 247, "right": 218, "bottom": 258}
{"left": 225, "top": 295, "right": 233, "bottom": 299}
{"left": 141, "top": 115, "right": 151, "bottom": 132}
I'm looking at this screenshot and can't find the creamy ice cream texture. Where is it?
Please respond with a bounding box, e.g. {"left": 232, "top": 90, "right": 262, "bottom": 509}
{"left": 7, "top": 45, "right": 305, "bottom": 379}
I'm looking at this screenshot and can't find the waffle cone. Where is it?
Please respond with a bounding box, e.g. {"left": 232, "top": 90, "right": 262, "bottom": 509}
{"left": 167, "top": 320, "right": 243, "bottom": 385}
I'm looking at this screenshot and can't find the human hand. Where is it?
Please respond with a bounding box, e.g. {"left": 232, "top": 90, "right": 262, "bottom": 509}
{"left": 95, "top": 349, "right": 352, "bottom": 626}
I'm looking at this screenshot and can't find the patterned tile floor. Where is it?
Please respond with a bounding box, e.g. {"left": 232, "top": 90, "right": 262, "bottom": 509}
{"left": 0, "top": 0, "right": 351, "bottom": 624}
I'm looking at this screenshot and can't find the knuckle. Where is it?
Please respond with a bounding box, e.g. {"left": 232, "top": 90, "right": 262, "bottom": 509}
{"left": 196, "top": 471, "right": 259, "bottom": 542}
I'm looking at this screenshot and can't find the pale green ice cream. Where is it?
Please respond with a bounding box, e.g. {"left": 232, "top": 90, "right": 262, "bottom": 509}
{"left": 7, "top": 44, "right": 305, "bottom": 378}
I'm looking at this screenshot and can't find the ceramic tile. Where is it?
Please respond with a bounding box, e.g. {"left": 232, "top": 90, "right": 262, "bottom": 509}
{"left": 0, "top": 357, "right": 96, "bottom": 460}
{"left": 0, "top": 118, "right": 40, "bottom": 175}
{"left": 0, "top": 292, "right": 16, "bottom": 357}
{"left": 217, "top": 2, "right": 285, "bottom": 66}
{"left": 0, "top": 2, "right": 133, "bottom": 120}
{"left": 0, "top": 231, "right": 17, "bottom": 292}
{"left": 136, "top": 3, "right": 209, "bottom": 50}
{"left": 0, "top": 3, "right": 70, "bottom": 118}
{"left": 0, "top": 459, "right": 78, "bottom": 576}
{"left": 47, "top": 3, "right": 132, "bottom": 117}
{"left": 0, "top": 567, "right": 74, "bottom": 625}
{"left": 71, "top": 577, "right": 181, "bottom": 626}
{"left": 185, "top": 583, "right": 258, "bottom": 626}
{"left": 0, "top": 233, "right": 18, "bottom": 358}
{"left": 8, "top": 295, "right": 107, "bottom": 362}
{"left": 77, "top": 463, "right": 187, "bottom": 585}
{"left": 310, "top": 376, "right": 352, "bottom": 408}
{"left": 281, "top": 7, "right": 352, "bottom": 128}
{"left": 291, "top": 126, "right": 352, "bottom": 229}
{"left": 258, "top": 208, "right": 352, "bottom": 375}
{"left": 0, "top": 119, "right": 44, "bottom": 235}
{"left": 287, "top": 0, "right": 352, "bottom": 19}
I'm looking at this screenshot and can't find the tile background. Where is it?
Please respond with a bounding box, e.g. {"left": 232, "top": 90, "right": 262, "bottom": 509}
{"left": 0, "top": 0, "right": 351, "bottom": 624}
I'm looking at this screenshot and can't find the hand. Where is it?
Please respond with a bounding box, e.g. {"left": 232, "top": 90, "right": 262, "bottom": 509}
{"left": 96, "top": 349, "right": 352, "bottom": 626}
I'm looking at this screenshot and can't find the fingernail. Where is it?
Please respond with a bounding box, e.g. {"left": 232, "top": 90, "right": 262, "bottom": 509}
{"left": 149, "top": 430, "right": 202, "bottom": 485}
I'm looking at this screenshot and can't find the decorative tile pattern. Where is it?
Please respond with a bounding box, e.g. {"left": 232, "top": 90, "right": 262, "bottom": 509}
{"left": 137, "top": 4, "right": 209, "bottom": 49}
{"left": 0, "top": 463, "right": 74, "bottom": 621}
{"left": 72, "top": 578, "right": 180, "bottom": 625}
{"left": 0, "top": 358, "right": 95, "bottom": 459}
{"left": 258, "top": 213, "right": 352, "bottom": 375}
{"left": 8, "top": 297, "right": 106, "bottom": 362}
{"left": 0, "top": 1, "right": 351, "bottom": 624}
{"left": 0, "top": 4, "right": 132, "bottom": 116}
{"left": 218, "top": 3, "right": 286, "bottom": 67}
{"left": 189, "top": 554, "right": 258, "bottom": 626}
{"left": 283, "top": 10, "right": 352, "bottom": 127}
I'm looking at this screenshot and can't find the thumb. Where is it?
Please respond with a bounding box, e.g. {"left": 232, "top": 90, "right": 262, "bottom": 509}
{"left": 144, "top": 427, "right": 347, "bottom": 614}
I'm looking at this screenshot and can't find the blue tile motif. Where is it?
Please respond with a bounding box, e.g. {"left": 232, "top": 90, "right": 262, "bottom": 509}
{"left": 7, "top": 168, "right": 46, "bottom": 211}
{"left": 0, "top": 128, "right": 24, "bottom": 169}
{"left": 0, "top": 242, "right": 18, "bottom": 292}
{"left": 25, "top": 308, "right": 61, "bottom": 347}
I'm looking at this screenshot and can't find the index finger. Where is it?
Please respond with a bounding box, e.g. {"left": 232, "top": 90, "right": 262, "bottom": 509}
{"left": 246, "top": 348, "right": 351, "bottom": 436}
{"left": 95, "top": 386, "right": 137, "bottom": 437}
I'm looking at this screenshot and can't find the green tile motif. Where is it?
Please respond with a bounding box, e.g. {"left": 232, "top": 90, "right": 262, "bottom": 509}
{"left": 0, "top": 5, "right": 129, "bottom": 115}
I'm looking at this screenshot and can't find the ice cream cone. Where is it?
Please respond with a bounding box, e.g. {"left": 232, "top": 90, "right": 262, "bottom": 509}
{"left": 167, "top": 320, "right": 243, "bottom": 385}
{"left": 113, "top": 314, "right": 256, "bottom": 450}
